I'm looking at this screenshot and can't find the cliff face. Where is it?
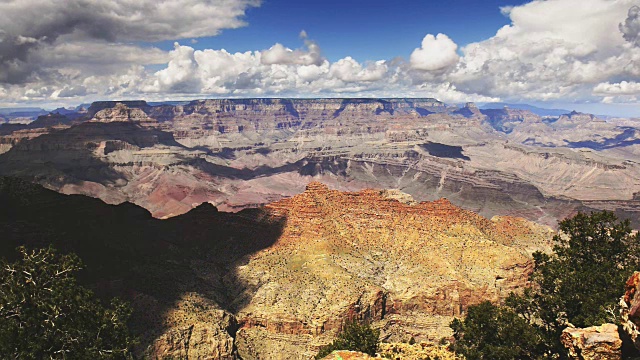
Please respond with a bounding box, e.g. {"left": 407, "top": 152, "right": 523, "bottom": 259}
{"left": 230, "top": 182, "right": 552, "bottom": 358}
{"left": 0, "top": 178, "right": 553, "bottom": 359}
{"left": 0, "top": 98, "right": 639, "bottom": 227}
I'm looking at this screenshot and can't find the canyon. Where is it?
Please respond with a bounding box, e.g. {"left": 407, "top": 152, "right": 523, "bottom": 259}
{"left": 0, "top": 98, "right": 639, "bottom": 228}
{"left": 0, "top": 177, "right": 553, "bottom": 359}
{"left": 1, "top": 93, "right": 637, "bottom": 356}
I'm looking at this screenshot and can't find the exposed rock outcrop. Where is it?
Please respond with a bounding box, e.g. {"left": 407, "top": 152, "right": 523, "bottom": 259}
{"left": 620, "top": 271, "right": 640, "bottom": 352}
{"left": 321, "top": 350, "right": 375, "bottom": 359}
{"left": 561, "top": 324, "right": 622, "bottom": 360}
{"left": 230, "top": 182, "right": 552, "bottom": 357}
{"left": 378, "top": 342, "right": 459, "bottom": 360}
{"left": 0, "top": 177, "right": 555, "bottom": 359}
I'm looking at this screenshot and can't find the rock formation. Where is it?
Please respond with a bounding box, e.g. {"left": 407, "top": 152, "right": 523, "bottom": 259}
{"left": 321, "top": 350, "right": 374, "bottom": 359}
{"left": 621, "top": 271, "right": 640, "bottom": 352}
{"left": 0, "top": 177, "right": 554, "bottom": 359}
{"left": 561, "top": 324, "right": 622, "bottom": 360}
{"left": 561, "top": 271, "right": 640, "bottom": 360}
{"left": 0, "top": 98, "right": 638, "bottom": 228}
{"left": 230, "top": 182, "right": 552, "bottom": 357}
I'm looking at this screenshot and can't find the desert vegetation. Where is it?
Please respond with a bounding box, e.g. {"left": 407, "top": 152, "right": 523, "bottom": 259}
{"left": 0, "top": 246, "right": 135, "bottom": 359}
{"left": 451, "top": 211, "right": 640, "bottom": 359}
{"left": 316, "top": 320, "right": 380, "bottom": 359}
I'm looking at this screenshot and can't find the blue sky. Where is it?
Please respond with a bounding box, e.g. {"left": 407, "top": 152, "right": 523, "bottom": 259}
{"left": 1, "top": 0, "right": 640, "bottom": 116}
{"left": 175, "top": 0, "right": 530, "bottom": 63}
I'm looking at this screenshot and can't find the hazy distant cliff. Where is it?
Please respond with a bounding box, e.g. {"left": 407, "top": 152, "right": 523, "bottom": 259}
{"left": 0, "top": 98, "right": 638, "bottom": 227}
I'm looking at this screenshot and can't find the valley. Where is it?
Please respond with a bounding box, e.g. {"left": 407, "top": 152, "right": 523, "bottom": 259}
{"left": 0, "top": 98, "right": 638, "bottom": 228}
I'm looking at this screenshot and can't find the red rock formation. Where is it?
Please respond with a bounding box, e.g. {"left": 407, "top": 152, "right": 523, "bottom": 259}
{"left": 621, "top": 272, "right": 640, "bottom": 352}
{"left": 231, "top": 182, "right": 553, "bottom": 357}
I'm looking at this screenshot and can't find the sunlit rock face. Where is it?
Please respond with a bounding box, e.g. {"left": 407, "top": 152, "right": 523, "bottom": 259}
{"left": 228, "top": 183, "right": 553, "bottom": 358}
{"left": 0, "top": 98, "right": 639, "bottom": 227}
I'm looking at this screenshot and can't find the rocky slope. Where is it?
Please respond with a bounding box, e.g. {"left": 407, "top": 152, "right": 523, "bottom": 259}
{"left": 0, "top": 98, "right": 639, "bottom": 227}
{"left": 0, "top": 178, "right": 554, "bottom": 359}
{"left": 232, "top": 182, "right": 553, "bottom": 358}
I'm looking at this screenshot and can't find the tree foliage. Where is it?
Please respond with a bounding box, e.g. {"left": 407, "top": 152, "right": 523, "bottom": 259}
{"left": 315, "top": 319, "right": 380, "bottom": 359}
{"left": 0, "top": 246, "right": 135, "bottom": 359}
{"left": 450, "top": 301, "right": 547, "bottom": 360}
{"left": 450, "top": 211, "right": 640, "bottom": 359}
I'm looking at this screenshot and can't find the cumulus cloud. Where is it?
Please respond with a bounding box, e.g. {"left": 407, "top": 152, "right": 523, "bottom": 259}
{"left": 410, "top": 34, "right": 459, "bottom": 71}
{"left": 329, "top": 58, "right": 388, "bottom": 82}
{"left": 51, "top": 85, "right": 88, "bottom": 99}
{"left": 0, "top": 0, "right": 259, "bottom": 84}
{"left": 260, "top": 31, "right": 324, "bottom": 66}
{"left": 260, "top": 41, "right": 324, "bottom": 66}
{"left": 149, "top": 43, "right": 201, "bottom": 93}
{"left": 449, "top": 0, "right": 640, "bottom": 102}
{"left": 5, "top": 0, "right": 640, "bottom": 109}
{"left": 140, "top": 44, "right": 391, "bottom": 96}
{"left": 620, "top": 5, "right": 640, "bottom": 46}
{"left": 594, "top": 81, "right": 640, "bottom": 95}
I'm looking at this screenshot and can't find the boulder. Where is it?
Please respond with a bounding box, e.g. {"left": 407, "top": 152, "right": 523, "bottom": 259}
{"left": 620, "top": 271, "right": 640, "bottom": 351}
{"left": 561, "top": 323, "right": 622, "bottom": 360}
{"left": 321, "top": 350, "right": 375, "bottom": 359}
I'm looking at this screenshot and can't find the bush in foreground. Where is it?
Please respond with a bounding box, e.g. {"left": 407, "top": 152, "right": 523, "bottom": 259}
{"left": 316, "top": 319, "right": 380, "bottom": 359}
{"left": 0, "top": 246, "right": 135, "bottom": 359}
{"left": 450, "top": 211, "right": 640, "bottom": 359}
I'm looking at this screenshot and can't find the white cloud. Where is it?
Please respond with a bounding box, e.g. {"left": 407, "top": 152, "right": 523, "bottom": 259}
{"left": 148, "top": 43, "right": 201, "bottom": 93}
{"left": 410, "top": 34, "right": 459, "bottom": 71}
{"left": 329, "top": 58, "right": 388, "bottom": 82}
{"left": 260, "top": 42, "right": 323, "bottom": 66}
{"left": 450, "top": 0, "right": 640, "bottom": 102}
{"left": 3, "top": 0, "right": 640, "bottom": 111}
{"left": 594, "top": 81, "right": 640, "bottom": 95}
{"left": 260, "top": 32, "right": 324, "bottom": 66}
{"left": 0, "top": 0, "right": 259, "bottom": 84}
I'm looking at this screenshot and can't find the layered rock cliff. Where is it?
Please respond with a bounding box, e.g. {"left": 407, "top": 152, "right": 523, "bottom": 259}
{"left": 230, "top": 182, "right": 553, "bottom": 358}
{"left": 0, "top": 98, "right": 639, "bottom": 227}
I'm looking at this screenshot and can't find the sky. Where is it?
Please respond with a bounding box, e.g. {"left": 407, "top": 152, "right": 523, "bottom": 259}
{"left": 1, "top": 0, "right": 640, "bottom": 116}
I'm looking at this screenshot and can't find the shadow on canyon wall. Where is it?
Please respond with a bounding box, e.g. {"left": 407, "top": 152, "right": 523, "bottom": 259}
{"left": 0, "top": 176, "right": 286, "bottom": 352}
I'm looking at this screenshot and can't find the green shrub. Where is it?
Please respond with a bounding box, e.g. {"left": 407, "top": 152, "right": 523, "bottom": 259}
{"left": 0, "top": 246, "right": 136, "bottom": 359}
{"left": 450, "top": 211, "right": 640, "bottom": 359}
{"left": 315, "top": 319, "right": 380, "bottom": 359}
{"left": 450, "top": 301, "right": 547, "bottom": 360}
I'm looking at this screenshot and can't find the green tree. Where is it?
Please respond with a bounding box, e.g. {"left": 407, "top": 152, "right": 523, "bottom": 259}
{"left": 450, "top": 301, "right": 547, "bottom": 360}
{"left": 531, "top": 211, "right": 640, "bottom": 330}
{"left": 0, "top": 246, "right": 135, "bottom": 359}
{"left": 450, "top": 211, "right": 640, "bottom": 359}
{"left": 316, "top": 319, "right": 380, "bottom": 359}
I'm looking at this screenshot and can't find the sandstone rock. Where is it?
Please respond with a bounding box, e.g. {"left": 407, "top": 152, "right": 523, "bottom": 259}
{"left": 561, "top": 324, "right": 622, "bottom": 360}
{"left": 321, "top": 350, "right": 375, "bottom": 359}
{"left": 620, "top": 271, "right": 640, "bottom": 351}
{"left": 149, "top": 323, "right": 236, "bottom": 360}
{"left": 231, "top": 183, "right": 552, "bottom": 356}
{"left": 0, "top": 177, "right": 557, "bottom": 359}
{"left": 378, "top": 342, "right": 459, "bottom": 360}
{"left": 91, "top": 102, "right": 156, "bottom": 125}
{"left": 145, "top": 292, "right": 238, "bottom": 359}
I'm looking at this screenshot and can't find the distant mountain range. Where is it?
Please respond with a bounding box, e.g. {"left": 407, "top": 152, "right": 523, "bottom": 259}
{"left": 479, "top": 102, "right": 572, "bottom": 117}
{"left": 0, "top": 100, "right": 630, "bottom": 121}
